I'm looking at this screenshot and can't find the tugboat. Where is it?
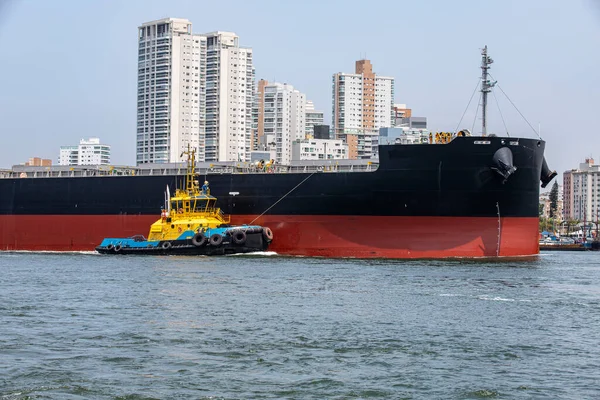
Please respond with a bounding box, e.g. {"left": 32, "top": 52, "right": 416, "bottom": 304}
{"left": 95, "top": 147, "right": 273, "bottom": 255}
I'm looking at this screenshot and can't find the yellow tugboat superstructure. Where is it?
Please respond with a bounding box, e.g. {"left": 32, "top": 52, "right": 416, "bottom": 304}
{"left": 96, "top": 146, "right": 273, "bottom": 255}
{"left": 147, "top": 147, "right": 231, "bottom": 242}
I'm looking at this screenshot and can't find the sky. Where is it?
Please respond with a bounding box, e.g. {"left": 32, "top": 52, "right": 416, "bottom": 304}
{"left": 0, "top": 0, "right": 599, "bottom": 178}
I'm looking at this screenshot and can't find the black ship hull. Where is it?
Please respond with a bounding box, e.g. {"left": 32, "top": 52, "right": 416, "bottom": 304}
{"left": 0, "top": 137, "right": 550, "bottom": 258}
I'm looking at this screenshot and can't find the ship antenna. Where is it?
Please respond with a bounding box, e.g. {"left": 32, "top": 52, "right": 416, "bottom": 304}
{"left": 480, "top": 45, "right": 496, "bottom": 136}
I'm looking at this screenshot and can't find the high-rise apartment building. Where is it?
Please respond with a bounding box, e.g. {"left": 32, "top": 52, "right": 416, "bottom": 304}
{"left": 59, "top": 138, "right": 110, "bottom": 166}
{"left": 203, "top": 31, "right": 255, "bottom": 162}
{"left": 332, "top": 59, "right": 394, "bottom": 159}
{"left": 136, "top": 20, "right": 254, "bottom": 164}
{"left": 563, "top": 158, "right": 600, "bottom": 222}
{"left": 305, "top": 100, "right": 324, "bottom": 138}
{"left": 251, "top": 79, "right": 269, "bottom": 151}
{"left": 136, "top": 18, "right": 206, "bottom": 165}
{"left": 257, "top": 83, "right": 306, "bottom": 164}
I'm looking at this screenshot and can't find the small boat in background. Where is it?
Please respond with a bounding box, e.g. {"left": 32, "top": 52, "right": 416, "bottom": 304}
{"left": 539, "top": 236, "right": 599, "bottom": 252}
{"left": 96, "top": 147, "right": 273, "bottom": 255}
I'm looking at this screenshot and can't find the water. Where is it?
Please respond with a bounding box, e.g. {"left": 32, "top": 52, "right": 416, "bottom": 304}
{"left": 1, "top": 252, "right": 599, "bottom": 399}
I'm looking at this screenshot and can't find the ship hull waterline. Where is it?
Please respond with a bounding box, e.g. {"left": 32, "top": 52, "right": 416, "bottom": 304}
{"left": 0, "top": 215, "right": 539, "bottom": 258}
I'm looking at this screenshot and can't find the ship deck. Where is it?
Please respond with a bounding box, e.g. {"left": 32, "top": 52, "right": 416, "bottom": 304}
{"left": 0, "top": 159, "right": 378, "bottom": 179}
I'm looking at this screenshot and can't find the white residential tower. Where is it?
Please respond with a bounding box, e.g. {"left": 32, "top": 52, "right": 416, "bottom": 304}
{"left": 203, "top": 31, "right": 255, "bottom": 162}
{"left": 259, "top": 83, "right": 306, "bottom": 165}
{"left": 563, "top": 158, "right": 600, "bottom": 222}
{"left": 332, "top": 59, "right": 394, "bottom": 159}
{"left": 136, "top": 18, "right": 207, "bottom": 164}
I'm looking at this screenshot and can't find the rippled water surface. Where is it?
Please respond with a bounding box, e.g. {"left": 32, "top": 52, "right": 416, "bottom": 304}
{"left": 1, "top": 251, "right": 599, "bottom": 399}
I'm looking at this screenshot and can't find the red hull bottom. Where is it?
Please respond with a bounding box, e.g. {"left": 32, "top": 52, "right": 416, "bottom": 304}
{"left": 0, "top": 215, "right": 539, "bottom": 258}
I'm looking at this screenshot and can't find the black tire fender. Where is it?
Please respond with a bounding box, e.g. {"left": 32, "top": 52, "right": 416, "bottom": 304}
{"left": 263, "top": 227, "right": 273, "bottom": 241}
{"left": 209, "top": 233, "right": 223, "bottom": 246}
{"left": 162, "top": 241, "right": 172, "bottom": 250}
{"left": 232, "top": 230, "right": 247, "bottom": 245}
{"left": 192, "top": 232, "right": 206, "bottom": 247}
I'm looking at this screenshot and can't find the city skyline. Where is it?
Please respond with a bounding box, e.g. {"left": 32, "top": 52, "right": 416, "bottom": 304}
{"left": 0, "top": 0, "right": 599, "bottom": 175}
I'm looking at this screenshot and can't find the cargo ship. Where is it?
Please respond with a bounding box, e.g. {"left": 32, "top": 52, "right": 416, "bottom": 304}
{"left": 0, "top": 47, "right": 556, "bottom": 258}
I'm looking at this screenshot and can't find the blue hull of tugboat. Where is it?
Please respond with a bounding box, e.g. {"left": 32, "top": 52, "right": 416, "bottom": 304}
{"left": 95, "top": 226, "right": 270, "bottom": 255}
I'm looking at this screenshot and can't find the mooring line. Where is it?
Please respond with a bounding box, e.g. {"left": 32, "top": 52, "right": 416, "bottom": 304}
{"left": 250, "top": 173, "right": 315, "bottom": 225}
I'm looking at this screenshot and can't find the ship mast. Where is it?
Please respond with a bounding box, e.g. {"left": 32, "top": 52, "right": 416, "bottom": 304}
{"left": 180, "top": 144, "right": 198, "bottom": 195}
{"left": 480, "top": 46, "right": 495, "bottom": 136}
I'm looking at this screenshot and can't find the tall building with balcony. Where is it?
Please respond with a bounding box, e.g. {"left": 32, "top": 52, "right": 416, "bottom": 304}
{"left": 136, "top": 18, "right": 207, "bottom": 165}
{"left": 203, "top": 31, "right": 255, "bottom": 162}
{"left": 305, "top": 100, "right": 324, "bottom": 138}
{"left": 257, "top": 83, "right": 306, "bottom": 165}
{"left": 251, "top": 79, "right": 269, "bottom": 152}
{"left": 59, "top": 138, "right": 110, "bottom": 166}
{"left": 332, "top": 59, "right": 394, "bottom": 159}
{"left": 563, "top": 158, "right": 600, "bottom": 222}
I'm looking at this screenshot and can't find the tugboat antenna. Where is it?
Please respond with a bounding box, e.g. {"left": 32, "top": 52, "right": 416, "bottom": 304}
{"left": 480, "top": 45, "right": 496, "bottom": 136}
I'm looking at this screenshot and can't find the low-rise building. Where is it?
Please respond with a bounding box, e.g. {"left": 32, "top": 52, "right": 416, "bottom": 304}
{"left": 335, "top": 129, "right": 379, "bottom": 160}
{"left": 398, "top": 116, "right": 427, "bottom": 129}
{"left": 59, "top": 138, "right": 111, "bottom": 166}
{"left": 292, "top": 138, "right": 348, "bottom": 161}
{"left": 24, "top": 157, "right": 52, "bottom": 167}
{"left": 378, "top": 127, "right": 430, "bottom": 145}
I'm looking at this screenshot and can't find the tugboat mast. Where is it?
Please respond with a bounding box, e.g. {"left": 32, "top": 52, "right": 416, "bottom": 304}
{"left": 480, "top": 45, "right": 495, "bottom": 136}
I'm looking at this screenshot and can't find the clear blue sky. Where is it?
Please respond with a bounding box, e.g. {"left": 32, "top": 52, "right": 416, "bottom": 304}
{"left": 0, "top": 0, "right": 599, "bottom": 178}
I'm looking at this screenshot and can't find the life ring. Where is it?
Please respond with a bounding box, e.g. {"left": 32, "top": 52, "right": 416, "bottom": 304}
{"left": 114, "top": 244, "right": 122, "bottom": 252}
{"left": 106, "top": 243, "right": 114, "bottom": 251}
{"left": 209, "top": 233, "right": 223, "bottom": 246}
{"left": 178, "top": 208, "right": 183, "bottom": 214}
{"left": 162, "top": 241, "right": 172, "bottom": 250}
{"left": 192, "top": 232, "right": 206, "bottom": 247}
{"left": 263, "top": 227, "right": 273, "bottom": 241}
{"left": 317, "top": 166, "right": 324, "bottom": 172}
{"left": 178, "top": 226, "right": 182, "bottom": 233}
{"left": 232, "top": 230, "right": 247, "bottom": 245}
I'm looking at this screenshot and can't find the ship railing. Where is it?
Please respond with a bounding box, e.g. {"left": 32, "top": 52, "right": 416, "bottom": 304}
{"left": 1, "top": 160, "right": 380, "bottom": 178}
{"left": 1, "top": 166, "right": 140, "bottom": 179}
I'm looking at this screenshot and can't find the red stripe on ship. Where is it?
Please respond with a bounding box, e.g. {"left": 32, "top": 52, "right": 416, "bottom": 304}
{"left": 0, "top": 215, "right": 539, "bottom": 258}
